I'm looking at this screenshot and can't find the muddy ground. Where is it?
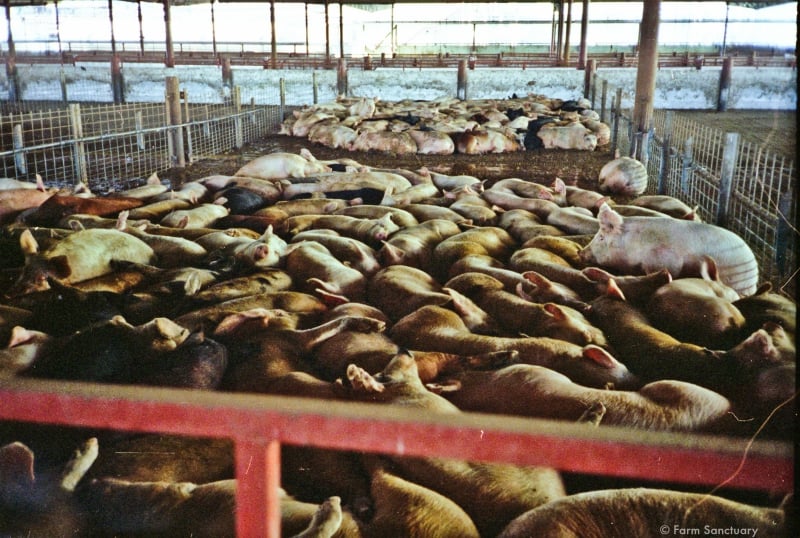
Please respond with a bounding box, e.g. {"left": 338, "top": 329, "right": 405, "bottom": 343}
{"left": 161, "top": 110, "right": 796, "bottom": 192}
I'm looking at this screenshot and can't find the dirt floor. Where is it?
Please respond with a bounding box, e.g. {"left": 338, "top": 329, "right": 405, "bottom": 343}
{"left": 160, "top": 110, "right": 796, "bottom": 191}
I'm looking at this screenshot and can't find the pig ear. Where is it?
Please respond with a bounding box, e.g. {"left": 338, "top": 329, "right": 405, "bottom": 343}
{"left": 47, "top": 255, "right": 72, "bottom": 279}
{"left": 597, "top": 203, "right": 623, "bottom": 234}
{"left": 425, "top": 379, "right": 462, "bottom": 394}
{"left": 581, "top": 266, "right": 612, "bottom": 282}
{"left": 552, "top": 177, "right": 566, "bottom": 194}
{"left": 0, "top": 441, "right": 36, "bottom": 489}
{"left": 19, "top": 229, "right": 40, "bottom": 256}
{"left": 582, "top": 345, "right": 622, "bottom": 370}
{"left": 698, "top": 255, "right": 720, "bottom": 282}
{"left": 543, "top": 303, "right": 567, "bottom": 320}
{"left": 299, "top": 148, "right": 316, "bottom": 162}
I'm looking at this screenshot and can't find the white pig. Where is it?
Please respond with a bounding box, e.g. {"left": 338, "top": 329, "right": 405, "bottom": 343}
{"left": 580, "top": 203, "right": 759, "bottom": 296}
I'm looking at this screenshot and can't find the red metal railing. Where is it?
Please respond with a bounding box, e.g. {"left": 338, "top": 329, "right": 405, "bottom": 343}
{"left": 0, "top": 377, "right": 793, "bottom": 537}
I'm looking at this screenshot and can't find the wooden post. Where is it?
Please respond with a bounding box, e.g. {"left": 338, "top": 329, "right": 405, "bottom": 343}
{"left": 163, "top": 0, "right": 175, "bottom": 68}
{"left": 715, "top": 132, "right": 739, "bottom": 227}
{"left": 210, "top": 0, "right": 218, "bottom": 58}
{"left": 339, "top": 2, "right": 344, "bottom": 60}
{"left": 111, "top": 55, "right": 124, "bottom": 104}
{"left": 336, "top": 57, "right": 348, "bottom": 96}
{"left": 717, "top": 56, "right": 733, "bottom": 112}
{"left": 221, "top": 56, "right": 233, "bottom": 90}
{"left": 312, "top": 71, "right": 318, "bottom": 104}
{"left": 269, "top": 0, "right": 277, "bottom": 69}
{"left": 632, "top": 0, "right": 660, "bottom": 162}
{"left": 5, "top": 0, "right": 19, "bottom": 101}
{"left": 137, "top": 0, "right": 144, "bottom": 56}
{"left": 324, "top": 0, "right": 331, "bottom": 66}
{"left": 600, "top": 79, "right": 608, "bottom": 123}
{"left": 556, "top": 0, "right": 564, "bottom": 64}
{"left": 182, "top": 90, "right": 193, "bottom": 163}
{"left": 610, "top": 87, "right": 622, "bottom": 156}
{"left": 562, "top": 0, "right": 573, "bottom": 66}
{"left": 165, "top": 76, "right": 185, "bottom": 168}
{"left": 578, "top": 0, "right": 590, "bottom": 70}
{"left": 457, "top": 59, "right": 468, "bottom": 100}
{"left": 68, "top": 104, "right": 88, "bottom": 186}
{"left": 583, "top": 58, "right": 596, "bottom": 98}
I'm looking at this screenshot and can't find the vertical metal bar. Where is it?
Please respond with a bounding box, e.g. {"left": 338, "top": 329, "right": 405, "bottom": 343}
{"left": 12, "top": 123, "right": 26, "bottom": 175}
{"left": 457, "top": 59, "right": 468, "bottom": 100}
{"left": 137, "top": 0, "right": 144, "bottom": 56}
{"left": 312, "top": 71, "right": 318, "bottom": 105}
{"left": 775, "top": 189, "right": 792, "bottom": 274}
{"left": 717, "top": 56, "right": 733, "bottom": 112}
{"left": 163, "top": 0, "right": 175, "bottom": 68}
{"left": 233, "top": 86, "right": 243, "bottom": 149}
{"left": 583, "top": 58, "right": 595, "bottom": 98}
{"left": 279, "top": 78, "right": 286, "bottom": 121}
{"left": 60, "top": 69, "right": 68, "bottom": 103}
{"left": 590, "top": 72, "right": 597, "bottom": 110}
{"left": 211, "top": 0, "right": 218, "bottom": 58}
{"left": 68, "top": 103, "right": 87, "bottom": 186}
{"left": 658, "top": 110, "right": 673, "bottom": 194}
{"left": 715, "top": 132, "right": 739, "bottom": 227}
{"left": 600, "top": 79, "right": 608, "bottom": 123}
{"left": 5, "top": 0, "right": 19, "bottom": 102}
{"left": 135, "top": 110, "right": 145, "bottom": 150}
{"left": 183, "top": 91, "right": 193, "bottom": 163}
{"left": 680, "top": 136, "right": 693, "bottom": 194}
{"left": 269, "top": 0, "right": 277, "bottom": 69}
{"left": 610, "top": 88, "right": 622, "bottom": 156}
{"left": 336, "top": 57, "right": 347, "bottom": 96}
{"left": 165, "top": 76, "right": 185, "bottom": 168}
{"left": 235, "top": 439, "right": 281, "bottom": 538}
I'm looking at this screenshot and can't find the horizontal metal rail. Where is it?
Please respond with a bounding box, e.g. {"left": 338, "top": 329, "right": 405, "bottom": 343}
{"left": 0, "top": 377, "right": 793, "bottom": 537}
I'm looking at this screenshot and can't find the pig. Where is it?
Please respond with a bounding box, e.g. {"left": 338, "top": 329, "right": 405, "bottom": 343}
{"left": 0, "top": 188, "right": 54, "bottom": 224}
{"left": 497, "top": 488, "right": 787, "bottom": 538}
{"left": 390, "top": 305, "right": 637, "bottom": 389}
{"left": 292, "top": 230, "right": 381, "bottom": 277}
{"left": 535, "top": 121, "right": 598, "bottom": 151}
{"left": 334, "top": 205, "right": 419, "bottom": 228}
{"left": 582, "top": 118, "right": 611, "bottom": 145}
{"left": 456, "top": 127, "right": 521, "bottom": 154}
{"left": 598, "top": 155, "right": 648, "bottom": 196}
{"left": 444, "top": 185, "right": 498, "bottom": 225}
{"left": 509, "top": 246, "right": 598, "bottom": 298}
{"left": 402, "top": 203, "right": 472, "bottom": 225}
{"left": 9, "top": 228, "right": 156, "bottom": 296}
{"left": 378, "top": 218, "right": 462, "bottom": 269}
{"left": 546, "top": 206, "right": 600, "bottom": 235}
{"left": 234, "top": 148, "right": 331, "bottom": 180}
{"left": 284, "top": 241, "right": 368, "bottom": 303}
{"left": 1, "top": 438, "right": 97, "bottom": 538}
{"left": 363, "top": 462, "right": 480, "bottom": 538}
{"left": 125, "top": 197, "right": 193, "bottom": 221}
{"left": 116, "top": 212, "right": 208, "bottom": 268}
{"left": 286, "top": 213, "right": 400, "bottom": 248}
{"left": 349, "top": 130, "right": 417, "bottom": 154}
{"left": 630, "top": 194, "right": 701, "bottom": 220}
{"left": 380, "top": 182, "right": 441, "bottom": 206}
{"left": 21, "top": 193, "right": 144, "bottom": 228}
{"left": 564, "top": 185, "right": 611, "bottom": 211}
{"left": 186, "top": 269, "right": 292, "bottom": 307}
{"left": 432, "top": 363, "right": 730, "bottom": 431}
{"left": 497, "top": 209, "right": 546, "bottom": 243}
{"left": 160, "top": 201, "right": 230, "bottom": 229}
{"left": 444, "top": 272, "right": 607, "bottom": 347}
{"left": 432, "top": 226, "right": 517, "bottom": 279}
{"left": 482, "top": 177, "right": 565, "bottom": 217}
{"left": 646, "top": 273, "right": 746, "bottom": 348}
{"left": 580, "top": 203, "right": 759, "bottom": 296}
{"left": 308, "top": 121, "right": 358, "bottom": 150}
{"left": 407, "top": 128, "right": 455, "bottom": 154}
{"left": 366, "top": 265, "right": 452, "bottom": 322}
{"left": 340, "top": 351, "right": 567, "bottom": 538}
{"left": 733, "top": 282, "right": 797, "bottom": 338}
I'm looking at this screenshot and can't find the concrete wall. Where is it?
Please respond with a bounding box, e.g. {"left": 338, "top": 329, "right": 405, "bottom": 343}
{"left": 2, "top": 62, "right": 796, "bottom": 110}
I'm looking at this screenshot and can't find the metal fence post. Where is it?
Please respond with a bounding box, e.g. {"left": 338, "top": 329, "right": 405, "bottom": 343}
{"left": 600, "top": 79, "right": 608, "bottom": 123}
{"left": 183, "top": 91, "right": 194, "bottom": 162}
{"left": 12, "top": 123, "right": 26, "bottom": 175}
{"left": 60, "top": 70, "right": 68, "bottom": 104}
{"left": 68, "top": 104, "right": 88, "bottom": 186}
{"left": 336, "top": 57, "right": 348, "bottom": 96}
{"left": 135, "top": 110, "right": 145, "bottom": 151}
{"left": 312, "top": 71, "right": 318, "bottom": 105}
{"left": 279, "top": 78, "right": 286, "bottom": 121}
{"left": 680, "top": 136, "right": 693, "bottom": 194}
{"left": 233, "top": 85, "right": 243, "bottom": 149}
{"left": 775, "top": 189, "right": 792, "bottom": 274}
{"left": 165, "top": 76, "right": 185, "bottom": 168}
{"left": 610, "top": 88, "right": 622, "bottom": 156}
{"left": 715, "top": 132, "right": 739, "bottom": 227}
{"left": 457, "top": 59, "right": 468, "bottom": 100}
{"left": 658, "top": 111, "right": 673, "bottom": 194}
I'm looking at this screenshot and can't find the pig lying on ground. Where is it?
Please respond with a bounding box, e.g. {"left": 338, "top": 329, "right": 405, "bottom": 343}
{"left": 580, "top": 203, "right": 759, "bottom": 297}
{"left": 497, "top": 488, "right": 787, "bottom": 538}
{"left": 430, "top": 363, "right": 730, "bottom": 431}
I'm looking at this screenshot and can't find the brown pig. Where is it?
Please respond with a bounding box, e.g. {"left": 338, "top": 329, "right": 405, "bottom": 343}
{"left": 390, "top": 305, "right": 637, "bottom": 389}
{"left": 497, "top": 488, "right": 787, "bottom": 538}
{"left": 366, "top": 265, "right": 452, "bottom": 322}
{"left": 444, "top": 272, "right": 607, "bottom": 347}
{"left": 431, "top": 363, "right": 730, "bottom": 431}
{"left": 285, "top": 241, "right": 368, "bottom": 303}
